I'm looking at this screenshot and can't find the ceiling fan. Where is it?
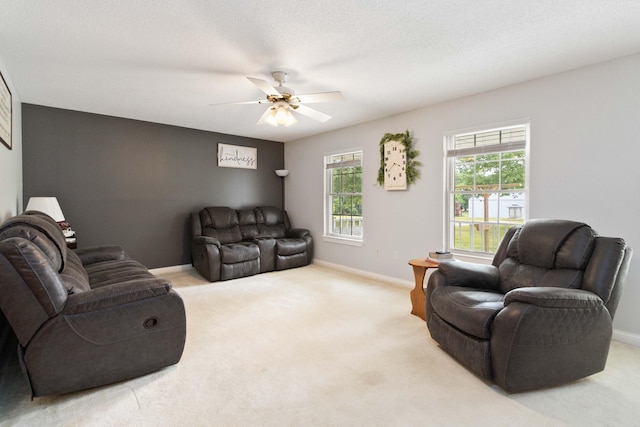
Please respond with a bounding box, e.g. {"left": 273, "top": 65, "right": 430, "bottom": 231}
{"left": 214, "top": 71, "right": 344, "bottom": 127}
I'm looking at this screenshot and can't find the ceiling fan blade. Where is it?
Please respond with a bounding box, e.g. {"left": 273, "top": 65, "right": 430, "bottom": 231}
{"left": 294, "top": 104, "right": 332, "bottom": 122}
{"left": 256, "top": 106, "right": 274, "bottom": 125}
{"left": 247, "top": 77, "right": 279, "bottom": 95}
{"left": 295, "top": 91, "right": 344, "bottom": 104}
{"left": 209, "top": 100, "right": 265, "bottom": 106}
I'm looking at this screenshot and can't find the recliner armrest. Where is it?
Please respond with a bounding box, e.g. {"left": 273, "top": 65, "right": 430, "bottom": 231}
{"left": 287, "top": 228, "right": 311, "bottom": 239}
{"left": 63, "top": 278, "right": 173, "bottom": 315}
{"left": 75, "top": 245, "right": 129, "bottom": 265}
{"left": 438, "top": 261, "right": 500, "bottom": 290}
{"left": 505, "top": 287, "right": 603, "bottom": 309}
{"left": 192, "top": 235, "right": 221, "bottom": 247}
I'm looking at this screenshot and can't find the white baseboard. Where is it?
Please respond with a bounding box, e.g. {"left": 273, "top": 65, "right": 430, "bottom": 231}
{"left": 150, "top": 264, "right": 193, "bottom": 275}
{"left": 312, "top": 259, "right": 414, "bottom": 288}
{"left": 613, "top": 330, "right": 640, "bottom": 347}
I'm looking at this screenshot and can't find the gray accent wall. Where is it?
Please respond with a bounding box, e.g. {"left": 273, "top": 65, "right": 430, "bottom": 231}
{"left": 22, "top": 104, "right": 284, "bottom": 268}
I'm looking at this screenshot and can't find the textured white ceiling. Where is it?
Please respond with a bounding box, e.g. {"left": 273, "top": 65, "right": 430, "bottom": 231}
{"left": 2, "top": 1, "right": 640, "bottom": 142}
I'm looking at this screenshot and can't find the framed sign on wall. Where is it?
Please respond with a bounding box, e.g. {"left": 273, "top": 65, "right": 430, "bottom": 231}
{"left": 217, "top": 143, "right": 257, "bottom": 169}
{"left": 0, "top": 70, "right": 12, "bottom": 150}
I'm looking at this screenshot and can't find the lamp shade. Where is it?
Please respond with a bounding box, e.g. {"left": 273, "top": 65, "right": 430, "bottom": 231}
{"left": 275, "top": 169, "right": 289, "bottom": 177}
{"left": 25, "top": 197, "right": 65, "bottom": 222}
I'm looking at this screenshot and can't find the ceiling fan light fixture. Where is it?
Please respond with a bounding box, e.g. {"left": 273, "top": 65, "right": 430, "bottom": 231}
{"left": 265, "top": 104, "right": 297, "bottom": 127}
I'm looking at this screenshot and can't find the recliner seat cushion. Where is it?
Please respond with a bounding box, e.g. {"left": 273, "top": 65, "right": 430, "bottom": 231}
{"left": 431, "top": 286, "right": 504, "bottom": 339}
{"left": 220, "top": 242, "right": 259, "bottom": 264}
{"left": 276, "top": 238, "right": 306, "bottom": 256}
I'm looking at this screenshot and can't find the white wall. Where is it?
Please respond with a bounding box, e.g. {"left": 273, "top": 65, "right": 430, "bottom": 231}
{"left": 0, "top": 53, "right": 22, "bottom": 222}
{"left": 285, "top": 53, "right": 640, "bottom": 339}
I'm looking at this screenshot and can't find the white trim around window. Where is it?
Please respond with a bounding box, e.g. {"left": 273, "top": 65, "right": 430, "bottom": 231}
{"left": 323, "top": 148, "right": 364, "bottom": 245}
{"left": 443, "top": 119, "right": 530, "bottom": 258}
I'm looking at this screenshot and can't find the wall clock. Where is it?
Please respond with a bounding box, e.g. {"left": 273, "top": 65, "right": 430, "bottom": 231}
{"left": 377, "top": 130, "right": 420, "bottom": 191}
{"left": 383, "top": 140, "right": 407, "bottom": 190}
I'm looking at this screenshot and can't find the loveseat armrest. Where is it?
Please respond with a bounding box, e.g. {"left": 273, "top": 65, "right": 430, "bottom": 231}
{"left": 437, "top": 261, "right": 500, "bottom": 290}
{"left": 287, "top": 228, "right": 311, "bottom": 239}
{"left": 191, "top": 235, "right": 222, "bottom": 281}
{"left": 192, "top": 235, "right": 221, "bottom": 248}
{"left": 63, "top": 278, "right": 173, "bottom": 315}
{"left": 505, "top": 287, "right": 603, "bottom": 309}
{"left": 75, "top": 245, "right": 130, "bottom": 265}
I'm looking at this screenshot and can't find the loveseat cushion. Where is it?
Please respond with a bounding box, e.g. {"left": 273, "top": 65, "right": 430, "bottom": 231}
{"left": 431, "top": 286, "right": 504, "bottom": 339}
{"left": 220, "top": 242, "right": 260, "bottom": 264}
{"left": 276, "top": 238, "right": 307, "bottom": 256}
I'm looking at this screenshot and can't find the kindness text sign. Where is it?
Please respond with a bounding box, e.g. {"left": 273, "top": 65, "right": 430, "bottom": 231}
{"left": 217, "top": 143, "right": 257, "bottom": 169}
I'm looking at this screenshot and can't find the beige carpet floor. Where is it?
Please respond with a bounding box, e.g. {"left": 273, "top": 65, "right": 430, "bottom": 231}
{"left": 1, "top": 264, "right": 639, "bottom": 426}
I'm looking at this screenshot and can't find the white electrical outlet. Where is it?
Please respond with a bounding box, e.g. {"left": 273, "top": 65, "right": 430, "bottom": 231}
{"left": 393, "top": 251, "right": 399, "bottom": 260}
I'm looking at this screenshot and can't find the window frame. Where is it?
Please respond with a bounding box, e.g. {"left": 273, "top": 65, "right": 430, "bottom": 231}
{"left": 323, "top": 148, "right": 364, "bottom": 246}
{"left": 443, "top": 121, "right": 530, "bottom": 258}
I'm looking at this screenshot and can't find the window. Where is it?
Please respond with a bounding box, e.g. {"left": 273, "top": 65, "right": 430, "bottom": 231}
{"left": 445, "top": 123, "right": 529, "bottom": 255}
{"left": 324, "top": 150, "right": 363, "bottom": 243}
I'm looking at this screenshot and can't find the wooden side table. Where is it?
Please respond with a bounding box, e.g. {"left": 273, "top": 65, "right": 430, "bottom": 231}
{"left": 408, "top": 258, "right": 439, "bottom": 321}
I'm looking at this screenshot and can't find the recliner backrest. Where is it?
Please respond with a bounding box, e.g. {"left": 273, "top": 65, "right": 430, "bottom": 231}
{"left": 255, "top": 206, "right": 289, "bottom": 238}
{"left": 199, "top": 207, "right": 242, "bottom": 244}
{"left": 0, "top": 213, "right": 68, "bottom": 272}
{"left": 497, "top": 219, "right": 597, "bottom": 294}
{"left": 0, "top": 214, "right": 70, "bottom": 345}
{"left": 237, "top": 208, "right": 260, "bottom": 239}
{"left": 583, "top": 236, "right": 631, "bottom": 317}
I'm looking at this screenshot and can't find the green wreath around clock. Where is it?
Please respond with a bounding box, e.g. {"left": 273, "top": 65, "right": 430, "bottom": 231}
{"left": 377, "top": 130, "right": 421, "bottom": 188}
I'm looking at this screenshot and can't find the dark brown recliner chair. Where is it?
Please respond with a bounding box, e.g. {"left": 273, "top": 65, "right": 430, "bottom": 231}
{"left": 426, "top": 219, "right": 632, "bottom": 392}
{"left": 0, "top": 212, "right": 186, "bottom": 397}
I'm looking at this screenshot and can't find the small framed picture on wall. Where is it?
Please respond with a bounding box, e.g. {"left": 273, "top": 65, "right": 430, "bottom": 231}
{"left": 0, "top": 70, "right": 11, "bottom": 150}
{"left": 217, "top": 143, "right": 257, "bottom": 169}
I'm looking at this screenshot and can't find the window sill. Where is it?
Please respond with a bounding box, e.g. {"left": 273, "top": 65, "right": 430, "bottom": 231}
{"left": 323, "top": 235, "right": 363, "bottom": 247}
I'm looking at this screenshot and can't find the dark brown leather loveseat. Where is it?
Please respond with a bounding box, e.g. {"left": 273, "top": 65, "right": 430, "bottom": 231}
{"left": 190, "top": 206, "right": 313, "bottom": 282}
{"left": 0, "top": 211, "right": 186, "bottom": 397}
{"left": 426, "top": 219, "right": 632, "bottom": 392}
